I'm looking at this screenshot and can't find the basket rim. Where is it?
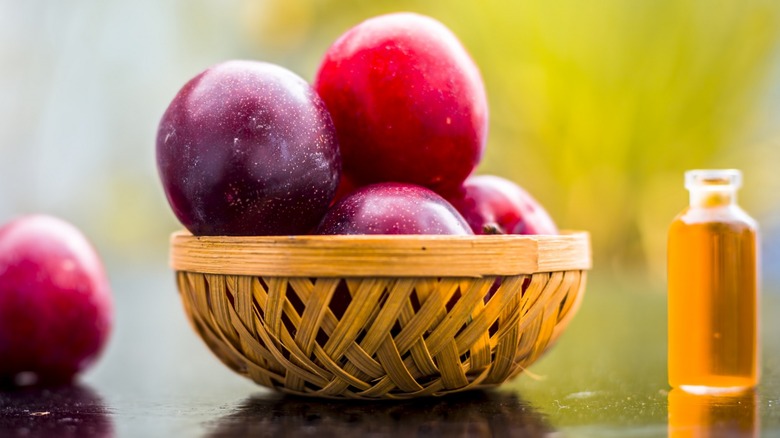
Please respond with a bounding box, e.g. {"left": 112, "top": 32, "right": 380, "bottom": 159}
{"left": 169, "top": 230, "right": 591, "bottom": 277}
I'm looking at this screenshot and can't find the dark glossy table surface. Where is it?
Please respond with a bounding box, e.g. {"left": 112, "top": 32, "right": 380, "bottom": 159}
{"left": 1, "top": 254, "right": 778, "bottom": 437}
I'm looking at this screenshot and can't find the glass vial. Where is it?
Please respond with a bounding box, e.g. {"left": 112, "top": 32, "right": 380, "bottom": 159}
{"left": 667, "top": 169, "right": 759, "bottom": 393}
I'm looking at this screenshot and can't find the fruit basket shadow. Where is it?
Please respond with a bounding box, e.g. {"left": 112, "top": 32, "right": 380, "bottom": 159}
{"left": 169, "top": 231, "right": 591, "bottom": 400}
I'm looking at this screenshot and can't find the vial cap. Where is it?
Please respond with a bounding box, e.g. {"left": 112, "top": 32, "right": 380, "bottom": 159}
{"left": 685, "top": 169, "right": 742, "bottom": 191}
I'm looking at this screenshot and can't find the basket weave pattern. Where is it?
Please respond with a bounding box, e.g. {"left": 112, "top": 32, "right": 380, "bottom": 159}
{"left": 176, "top": 266, "right": 586, "bottom": 399}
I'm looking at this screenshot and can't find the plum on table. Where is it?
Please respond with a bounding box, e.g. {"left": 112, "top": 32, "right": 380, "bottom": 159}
{"left": 0, "top": 215, "right": 113, "bottom": 385}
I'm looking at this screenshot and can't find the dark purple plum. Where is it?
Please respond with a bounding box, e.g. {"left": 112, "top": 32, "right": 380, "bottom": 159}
{"left": 447, "top": 175, "right": 558, "bottom": 235}
{"left": 157, "top": 60, "right": 341, "bottom": 236}
{"left": 316, "top": 183, "right": 473, "bottom": 235}
{"left": 0, "top": 215, "right": 113, "bottom": 385}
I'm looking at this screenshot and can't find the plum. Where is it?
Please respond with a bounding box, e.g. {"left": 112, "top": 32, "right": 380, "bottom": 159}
{"left": 447, "top": 175, "right": 558, "bottom": 235}
{"left": 0, "top": 215, "right": 113, "bottom": 385}
{"left": 314, "top": 13, "right": 488, "bottom": 196}
{"left": 316, "top": 183, "right": 473, "bottom": 235}
{"left": 157, "top": 60, "right": 341, "bottom": 236}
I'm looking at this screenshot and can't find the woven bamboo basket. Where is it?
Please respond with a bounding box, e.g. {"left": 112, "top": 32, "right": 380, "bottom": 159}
{"left": 170, "top": 231, "right": 591, "bottom": 400}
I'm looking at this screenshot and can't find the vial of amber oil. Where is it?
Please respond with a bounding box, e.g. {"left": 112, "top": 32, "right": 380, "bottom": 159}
{"left": 668, "top": 169, "right": 759, "bottom": 394}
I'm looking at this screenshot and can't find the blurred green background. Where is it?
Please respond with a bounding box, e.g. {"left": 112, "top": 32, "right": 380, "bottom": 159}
{"left": 2, "top": 0, "right": 780, "bottom": 278}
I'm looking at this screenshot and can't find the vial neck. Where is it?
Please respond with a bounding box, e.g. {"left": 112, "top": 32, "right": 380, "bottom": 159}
{"left": 689, "top": 188, "right": 737, "bottom": 208}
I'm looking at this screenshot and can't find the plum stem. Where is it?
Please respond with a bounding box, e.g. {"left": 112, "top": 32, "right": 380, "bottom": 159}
{"left": 482, "top": 223, "right": 504, "bottom": 235}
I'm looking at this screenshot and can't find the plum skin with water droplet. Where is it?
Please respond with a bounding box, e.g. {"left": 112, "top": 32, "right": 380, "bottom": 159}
{"left": 316, "top": 183, "right": 473, "bottom": 235}
{"left": 157, "top": 60, "right": 341, "bottom": 236}
{"left": 314, "top": 12, "right": 488, "bottom": 196}
{"left": 0, "top": 215, "right": 113, "bottom": 385}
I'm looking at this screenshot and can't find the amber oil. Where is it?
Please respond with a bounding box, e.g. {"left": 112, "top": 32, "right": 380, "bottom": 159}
{"left": 667, "top": 169, "right": 759, "bottom": 393}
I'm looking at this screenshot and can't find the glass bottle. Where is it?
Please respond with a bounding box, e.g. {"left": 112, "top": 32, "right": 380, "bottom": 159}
{"left": 667, "top": 169, "right": 759, "bottom": 393}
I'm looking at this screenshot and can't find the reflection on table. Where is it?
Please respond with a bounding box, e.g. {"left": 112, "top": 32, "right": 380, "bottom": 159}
{"left": 668, "top": 388, "right": 758, "bottom": 437}
{"left": 0, "top": 383, "right": 114, "bottom": 438}
{"left": 205, "top": 389, "right": 551, "bottom": 438}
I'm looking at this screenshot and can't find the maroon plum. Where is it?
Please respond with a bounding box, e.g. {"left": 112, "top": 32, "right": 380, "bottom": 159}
{"left": 0, "top": 215, "right": 113, "bottom": 385}
{"left": 314, "top": 13, "right": 488, "bottom": 196}
{"left": 447, "top": 175, "right": 558, "bottom": 235}
{"left": 157, "top": 60, "right": 341, "bottom": 236}
{"left": 316, "top": 183, "right": 473, "bottom": 235}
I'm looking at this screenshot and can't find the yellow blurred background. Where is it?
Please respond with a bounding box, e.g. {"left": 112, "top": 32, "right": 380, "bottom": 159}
{"left": 2, "top": 0, "right": 780, "bottom": 281}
